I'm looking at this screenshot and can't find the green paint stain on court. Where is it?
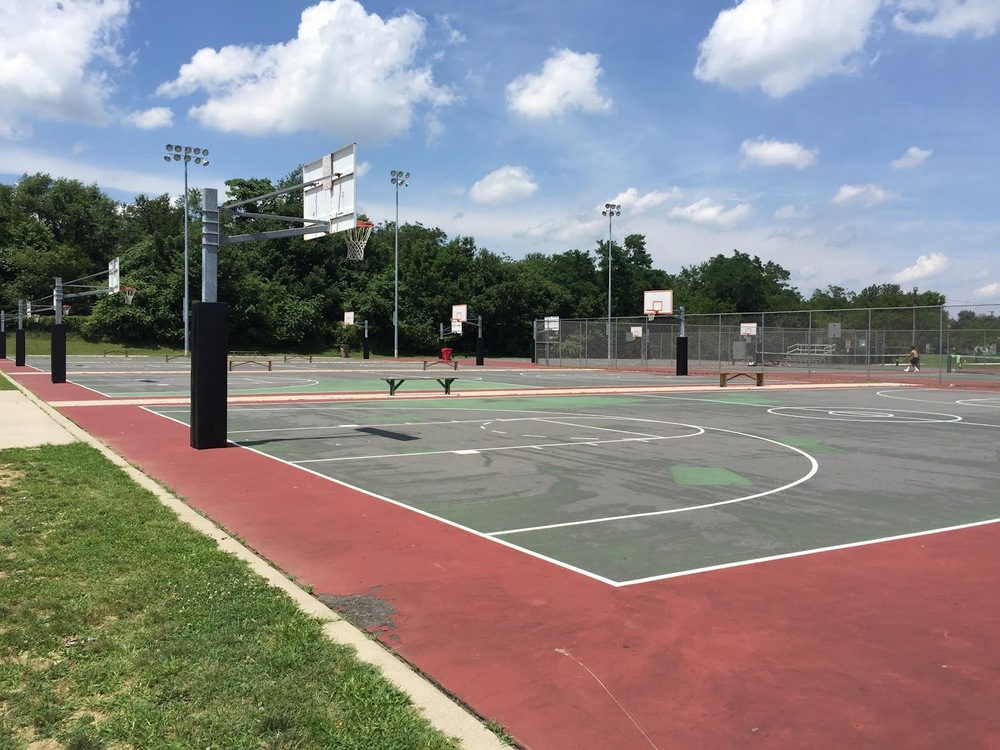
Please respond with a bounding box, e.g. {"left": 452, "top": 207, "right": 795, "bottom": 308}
{"left": 776, "top": 437, "right": 846, "bottom": 454}
{"left": 671, "top": 467, "right": 752, "bottom": 486}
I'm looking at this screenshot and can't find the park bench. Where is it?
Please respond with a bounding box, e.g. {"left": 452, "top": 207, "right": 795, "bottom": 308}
{"left": 382, "top": 376, "right": 459, "bottom": 396}
{"left": 228, "top": 354, "right": 273, "bottom": 371}
{"left": 423, "top": 358, "right": 458, "bottom": 370}
{"left": 718, "top": 371, "right": 764, "bottom": 387}
{"left": 283, "top": 354, "right": 313, "bottom": 363}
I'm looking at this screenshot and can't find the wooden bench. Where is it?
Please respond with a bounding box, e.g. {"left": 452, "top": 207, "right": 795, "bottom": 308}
{"left": 283, "top": 354, "right": 313, "bottom": 363}
{"left": 229, "top": 358, "right": 273, "bottom": 371}
{"left": 382, "top": 376, "right": 458, "bottom": 396}
{"left": 422, "top": 359, "right": 458, "bottom": 370}
{"left": 719, "top": 371, "right": 764, "bottom": 387}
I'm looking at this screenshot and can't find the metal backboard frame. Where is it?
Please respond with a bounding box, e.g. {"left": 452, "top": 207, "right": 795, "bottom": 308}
{"left": 303, "top": 142, "right": 357, "bottom": 240}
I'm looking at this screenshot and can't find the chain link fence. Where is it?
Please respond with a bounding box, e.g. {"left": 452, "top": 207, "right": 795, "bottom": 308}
{"left": 533, "top": 304, "right": 1000, "bottom": 380}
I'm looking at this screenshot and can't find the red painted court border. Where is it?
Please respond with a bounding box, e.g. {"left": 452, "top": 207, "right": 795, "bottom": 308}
{"left": 6, "top": 361, "right": 1000, "bottom": 749}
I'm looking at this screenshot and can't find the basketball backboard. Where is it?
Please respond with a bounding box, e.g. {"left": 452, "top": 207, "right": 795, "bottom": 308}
{"left": 303, "top": 143, "right": 357, "bottom": 240}
{"left": 452, "top": 304, "right": 468, "bottom": 322}
{"left": 643, "top": 289, "right": 673, "bottom": 316}
{"left": 108, "top": 257, "right": 121, "bottom": 294}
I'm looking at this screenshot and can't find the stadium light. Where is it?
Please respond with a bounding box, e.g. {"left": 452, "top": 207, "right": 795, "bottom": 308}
{"left": 163, "top": 144, "right": 210, "bottom": 355}
{"left": 390, "top": 170, "right": 410, "bottom": 359}
{"left": 602, "top": 203, "right": 621, "bottom": 359}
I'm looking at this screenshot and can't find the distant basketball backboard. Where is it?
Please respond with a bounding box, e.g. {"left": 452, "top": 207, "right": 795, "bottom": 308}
{"left": 452, "top": 304, "right": 468, "bottom": 322}
{"left": 643, "top": 289, "right": 673, "bottom": 316}
{"left": 108, "top": 257, "right": 121, "bottom": 294}
{"left": 303, "top": 143, "right": 357, "bottom": 240}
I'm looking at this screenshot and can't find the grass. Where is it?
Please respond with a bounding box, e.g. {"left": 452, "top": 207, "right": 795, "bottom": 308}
{"left": 0, "top": 442, "right": 464, "bottom": 750}
{"left": 6, "top": 331, "right": 386, "bottom": 359}
{"left": 0, "top": 374, "right": 14, "bottom": 391}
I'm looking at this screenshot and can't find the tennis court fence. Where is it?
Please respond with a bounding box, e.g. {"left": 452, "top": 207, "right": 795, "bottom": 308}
{"left": 533, "top": 304, "right": 1000, "bottom": 379}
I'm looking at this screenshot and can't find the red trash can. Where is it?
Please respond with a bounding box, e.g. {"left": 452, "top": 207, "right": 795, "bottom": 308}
{"left": 440, "top": 347, "right": 453, "bottom": 362}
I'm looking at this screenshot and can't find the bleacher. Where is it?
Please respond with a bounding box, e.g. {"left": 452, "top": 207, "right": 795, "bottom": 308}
{"left": 784, "top": 343, "right": 835, "bottom": 364}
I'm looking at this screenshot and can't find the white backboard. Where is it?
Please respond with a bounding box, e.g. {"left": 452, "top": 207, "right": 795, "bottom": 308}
{"left": 643, "top": 289, "right": 673, "bottom": 316}
{"left": 740, "top": 322, "right": 758, "bottom": 336}
{"left": 452, "top": 304, "right": 468, "bottom": 322}
{"left": 108, "top": 257, "right": 120, "bottom": 294}
{"left": 343, "top": 311, "right": 355, "bottom": 326}
{"left": 303, "top": 143, "right": 357, "bottom": 240}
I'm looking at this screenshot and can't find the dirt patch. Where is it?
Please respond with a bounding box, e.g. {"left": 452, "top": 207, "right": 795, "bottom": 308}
{"left": 317, "top": 587, "right": 397, "bottom": 633}
{"left": 0, "top": 465, "right": 24, "bottom": 488}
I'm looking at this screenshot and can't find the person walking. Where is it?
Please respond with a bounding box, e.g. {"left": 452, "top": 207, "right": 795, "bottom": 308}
{"left": 905, "top": 345, "right": 920, "bottom": 372}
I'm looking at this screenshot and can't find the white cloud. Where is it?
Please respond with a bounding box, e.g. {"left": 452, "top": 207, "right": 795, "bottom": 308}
{"left": 891, "top": 252, "right": 950, "bottom": 282}
{"left": 0, "top": 144, "right": 180, "bottom": 196}
{"left": 893, "top": 0, "right": 1000, "bottom": 38}
{"left": 469, "top": 165, "right": 538, "bottom": 205}
{"left": 123, "top": 107, "right": 173, "bottom": 129}
{"left": 670, "top": 198, "right": 751, "bottom": 228}
{"left": 740, "top": 137, "right": 818, "bottom": 168}
{"left": 0, "top": 0, "right": 131, "bottom": 138}
{"left": 890, "top": 146, "right": 932, "bottom": 169}
{"left": 436, "top": 14, "right": 467, "bottom": 45}
{"left": 832, "top": 183, "right": 896, "bottom": 206}
{"left": 694, "top": 0, "right": 882, "bottom": 97}
{"left": 974, "top": 281, "right": 1000, "bottom": 297}
{"left": 609, "top": 187, "right": 683, "bottom": 214}
{"left": 506, "top": 49, "right": 612, "bottom": 119}
{"left": 156, "top": 0, "right": 454, "bottom": 140}
{"left": 774, "top": 204, "right": 812, "bottom": 219}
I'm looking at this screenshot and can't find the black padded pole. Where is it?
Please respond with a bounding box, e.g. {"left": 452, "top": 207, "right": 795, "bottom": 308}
{"left": 676, "top": 336, "right": 689, "bottom": 376}
{"left": 191, "top": 302, "right": 229, "bottom": 449}
{"left": 15, "top": 329, "right": 25, "bottom": 366}
{"left": 0, "top": 331, "right": 6, "bottom": 359}
{"left": 50, "top": 324, "right": 67, "bottom": 383}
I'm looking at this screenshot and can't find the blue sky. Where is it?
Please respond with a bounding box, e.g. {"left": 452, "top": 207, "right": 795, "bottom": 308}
{"left": 2, "top": 0, "right": 999, "bottom": 306}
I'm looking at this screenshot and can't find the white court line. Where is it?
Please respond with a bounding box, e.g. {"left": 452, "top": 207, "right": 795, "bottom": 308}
{"left": 617, "top": 517, "right": 1000, "bottom": 587}
{"left": 292, "top": 431, "right": 703, "bottom": 464}
{"left": 489, "top": 428, "right": 818, "bottom": 537}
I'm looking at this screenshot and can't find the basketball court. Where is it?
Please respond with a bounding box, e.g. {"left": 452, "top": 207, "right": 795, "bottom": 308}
{"left": 8, "top": 353, "right": 1000, "bottom": 749}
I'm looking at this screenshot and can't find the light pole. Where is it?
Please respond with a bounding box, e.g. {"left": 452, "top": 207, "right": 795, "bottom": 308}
{"left": 390, "top": 169, "right": 409, "bottom": 359}
{"left": 164, "top": 144, "right": 209, "bottom": 355}
{"left": 602, "top": 202, "right": 620, "bottom": 359}
{"left": 912, "top": 285, "right": 918, "bottom": 346}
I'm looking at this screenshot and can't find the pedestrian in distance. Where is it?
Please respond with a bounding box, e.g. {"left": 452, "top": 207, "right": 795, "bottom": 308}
{"left": 904, "top": 345, "right": 920, "bottom": 372}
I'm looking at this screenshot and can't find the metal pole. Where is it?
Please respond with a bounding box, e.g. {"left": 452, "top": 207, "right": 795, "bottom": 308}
{"left": 164, "top": 144, "right": 209, "bottom": 355}
{"left": 394, "top": 185, "right": 399, "bottom": 359}
{"left": 183, "top": 159, "right": 190, "bottom": 355}
{"left": 390, "top": 170, "right": 409, "bottom": 359}
{"left": 602, "top": 203, "right": 620, "bottom": 359}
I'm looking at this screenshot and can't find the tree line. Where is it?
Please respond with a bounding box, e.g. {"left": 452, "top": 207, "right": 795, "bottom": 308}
{"left": 2, "top": 171, "right": 996, "bottom": 356}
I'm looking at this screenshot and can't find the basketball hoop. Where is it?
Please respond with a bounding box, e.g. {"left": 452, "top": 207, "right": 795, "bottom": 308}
{"left": 647, "top": 313, "right": 655, "bottom": 323}
{"left": 121, "top": 286, "right": 137, "bottom": 306}
{"left": 345, "top": 220, "right": 373, "bottom": 261}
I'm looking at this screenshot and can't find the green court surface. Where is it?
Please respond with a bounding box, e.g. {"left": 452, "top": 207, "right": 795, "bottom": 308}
{"left": 148, "top": 387, "right": 1000, "bottom": 585}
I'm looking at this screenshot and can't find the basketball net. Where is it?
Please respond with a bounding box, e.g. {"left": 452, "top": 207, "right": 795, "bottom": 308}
{"left": 345, "top": 221, "right": 373, "bottom": 261}
{"left": 122, "top": 286, "right": 137, "bottom": 306}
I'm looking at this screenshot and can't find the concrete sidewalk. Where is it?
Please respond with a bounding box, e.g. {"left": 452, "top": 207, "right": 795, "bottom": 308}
{"left": 0, "top": 389, "right": 78, "bottom": 449}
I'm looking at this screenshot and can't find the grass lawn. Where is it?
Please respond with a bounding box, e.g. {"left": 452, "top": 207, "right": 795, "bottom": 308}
{"left": 0, "top": 442, "right": 473, "bottom": 749}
